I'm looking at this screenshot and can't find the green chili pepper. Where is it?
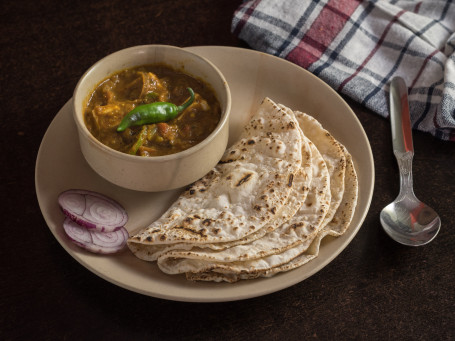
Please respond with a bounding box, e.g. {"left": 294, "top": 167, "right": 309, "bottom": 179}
{"left": 117, "top": 88, "right": 195, "bottom": 132}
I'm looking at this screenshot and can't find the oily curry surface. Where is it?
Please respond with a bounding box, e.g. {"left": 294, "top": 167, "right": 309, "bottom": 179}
{"left": 84, "top": 64, "right": 221, "bottom": 156}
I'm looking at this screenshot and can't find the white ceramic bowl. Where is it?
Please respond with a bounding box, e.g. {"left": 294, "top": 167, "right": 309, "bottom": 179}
{"left": 73, "top": 45, "right": 231, "bottom": 192}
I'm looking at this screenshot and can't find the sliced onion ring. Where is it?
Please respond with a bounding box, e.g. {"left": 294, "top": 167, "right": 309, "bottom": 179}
{"left": 58, "top": 189, "right": 128, "bottom": 232}
{"left": 63, "top": 218, "right": 128, "bottom": 254}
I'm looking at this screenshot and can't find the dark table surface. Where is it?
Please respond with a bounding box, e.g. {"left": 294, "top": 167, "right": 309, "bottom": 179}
{"left": 2, "top": 1, "right": 454, "bottom": 340}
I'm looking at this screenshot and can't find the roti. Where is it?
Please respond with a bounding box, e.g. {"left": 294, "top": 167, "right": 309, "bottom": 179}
{"left": 127, "top": 97, "right": 358, "bottom": 283}
{"left": 128, "top": 98, "right": 305, "bottom": 259}
{"left": 187, "top": 142, "right": 358, "bottom": 282}
{"left": 157, "top": 136, "right": 330, "bottom": 276}
{"left": 291, "top": 109, "right": 346, "bottom": 226}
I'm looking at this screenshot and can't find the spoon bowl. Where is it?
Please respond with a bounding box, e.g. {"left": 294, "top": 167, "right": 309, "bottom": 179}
{"left": 380, "top": 194, "right": 441, "bottom": 246}
{"left": 380, "top": 77, "right": 441, "bottom": 246}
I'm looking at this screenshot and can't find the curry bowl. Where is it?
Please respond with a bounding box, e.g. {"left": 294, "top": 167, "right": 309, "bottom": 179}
{"left": 73, "top": 45, "right": 231, "bottom": 192}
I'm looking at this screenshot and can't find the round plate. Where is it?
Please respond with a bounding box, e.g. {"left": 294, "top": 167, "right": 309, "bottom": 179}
{"left": 35, "top": 46, "right": 374, "bottom": 302}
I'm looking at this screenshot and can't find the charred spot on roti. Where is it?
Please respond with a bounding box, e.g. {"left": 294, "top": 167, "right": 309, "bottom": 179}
{"left": 287, "top": 121, "right": 296, "bottom": 129}
{"left": 290, "top": 222, "right": 304, "bottom": 229}
{"left": 174, "top": 225, "right": 208, "bottom": 238}
{"left": 306, "top": 225, "right": 316, "bottom": 232}
{"left": 202, "top": 219, "right": 212, "bottom": 226}
{"left": 159, "top": 234, "right": 166, "bottom": 241}
{"left": 287, "top": 174, "right": 294, "bottom": 187}
{"left": 236, "top": 173, "right": 253, "bottom": 187}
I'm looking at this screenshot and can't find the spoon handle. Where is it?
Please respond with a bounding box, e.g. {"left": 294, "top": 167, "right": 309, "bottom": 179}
{"left": 389, "top": 77, "right": 414, "bottom": 154}
{"left": 389, "top": 77, "right": 415, "bottom": 197}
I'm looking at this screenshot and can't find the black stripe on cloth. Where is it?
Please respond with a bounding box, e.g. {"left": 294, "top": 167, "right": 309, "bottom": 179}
{"left": 313, "top": 29, "right": 444, "bottom": 88}
{"left": 312, "top": 1, "right": 376, "bottom": 77}
{"left": 236, "top": 8, "right": 298, "bottom": 41}
{"left": 361, "top": 18, "right": 444, "bottom": 107}
{"left": 232, "top": 0, "right": 261, "bottom": 37}
{"left": 413, "top": 79, "right": 443, "bottom": 131}
{"left": 435, "top": 0, "right": 453, "bottom": 34}
{"left": 275, "top": 0, "right": 322, "bottom": 56}
{"left": 402, "top": 4, "right": 455, "bottom": 131}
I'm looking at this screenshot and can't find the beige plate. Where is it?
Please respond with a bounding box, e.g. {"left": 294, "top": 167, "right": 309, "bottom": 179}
{"left": 35, "top": 46, "right": 374, "bottom": 302}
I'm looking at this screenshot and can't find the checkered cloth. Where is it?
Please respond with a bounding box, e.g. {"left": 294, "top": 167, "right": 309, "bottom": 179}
{"left": 232, "top": 0, "right": 455, "bottom": 141}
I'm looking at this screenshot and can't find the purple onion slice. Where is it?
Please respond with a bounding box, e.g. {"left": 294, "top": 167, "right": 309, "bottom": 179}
{"left": 63, "top": 218, "right": 128, "bottom": 254}
{"left": 58, "top": 189, "right": 128, "bottom": 232}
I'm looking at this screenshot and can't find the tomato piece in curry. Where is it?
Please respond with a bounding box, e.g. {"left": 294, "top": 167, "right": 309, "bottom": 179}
{"left": 84, "top": 64, "right": 221, "bottom": 156}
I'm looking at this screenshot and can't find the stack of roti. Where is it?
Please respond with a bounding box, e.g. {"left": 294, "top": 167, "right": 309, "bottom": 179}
{"left": 127, "top": 98, "right": 358, "bottom": 282}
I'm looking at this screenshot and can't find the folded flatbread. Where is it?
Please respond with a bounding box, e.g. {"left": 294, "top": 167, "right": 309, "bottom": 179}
{"left": 291, "top": 109, "right": 346, "bottom": 226}
{"left": 128, "top": 98, "right": 307, "bottom": 260}
{"left": 128, "top": 97, "right": 358, "bottom": 283}
{"left": 158, "top": 136, "right": 330, "bottom": 276}
{"left": 187, "top": 143, "right": 358, "bottom": 282}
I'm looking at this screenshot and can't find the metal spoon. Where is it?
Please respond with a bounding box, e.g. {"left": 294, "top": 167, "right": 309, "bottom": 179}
{"left": 380, "top": 77, "right": 441, "bottom": 246}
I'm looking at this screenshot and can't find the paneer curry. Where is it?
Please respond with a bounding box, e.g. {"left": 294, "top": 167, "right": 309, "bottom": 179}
{"left": 84, "top": 64, "right": 221, "bottom": 156}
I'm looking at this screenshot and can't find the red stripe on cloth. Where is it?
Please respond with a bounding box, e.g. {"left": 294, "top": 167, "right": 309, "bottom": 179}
{"left": 338, "top": 10, "right": 406, "bottom": 93}
{"left": 232, "top": 0, "right": 261, "bottom": 37}
{"left": 287, "top": 0, "right": 361, "bottom": 69}
{"left": 409, "top": 49, "right": 439, "bottom": 90}
{"left": 433, "top": 109, "right": 440, "bottom": 129}
{"left": 414, "top": 2, "right": 422, "bottom": 13}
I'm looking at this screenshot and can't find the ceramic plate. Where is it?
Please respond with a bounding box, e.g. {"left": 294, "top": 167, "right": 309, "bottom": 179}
{"left": 35, "top": 46, "right": 374, "bottom": 302}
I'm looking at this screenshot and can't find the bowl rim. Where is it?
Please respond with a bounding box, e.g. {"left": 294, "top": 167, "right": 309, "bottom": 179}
{"left": 72, "top": 44, "right": 231, "bottom": 162}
